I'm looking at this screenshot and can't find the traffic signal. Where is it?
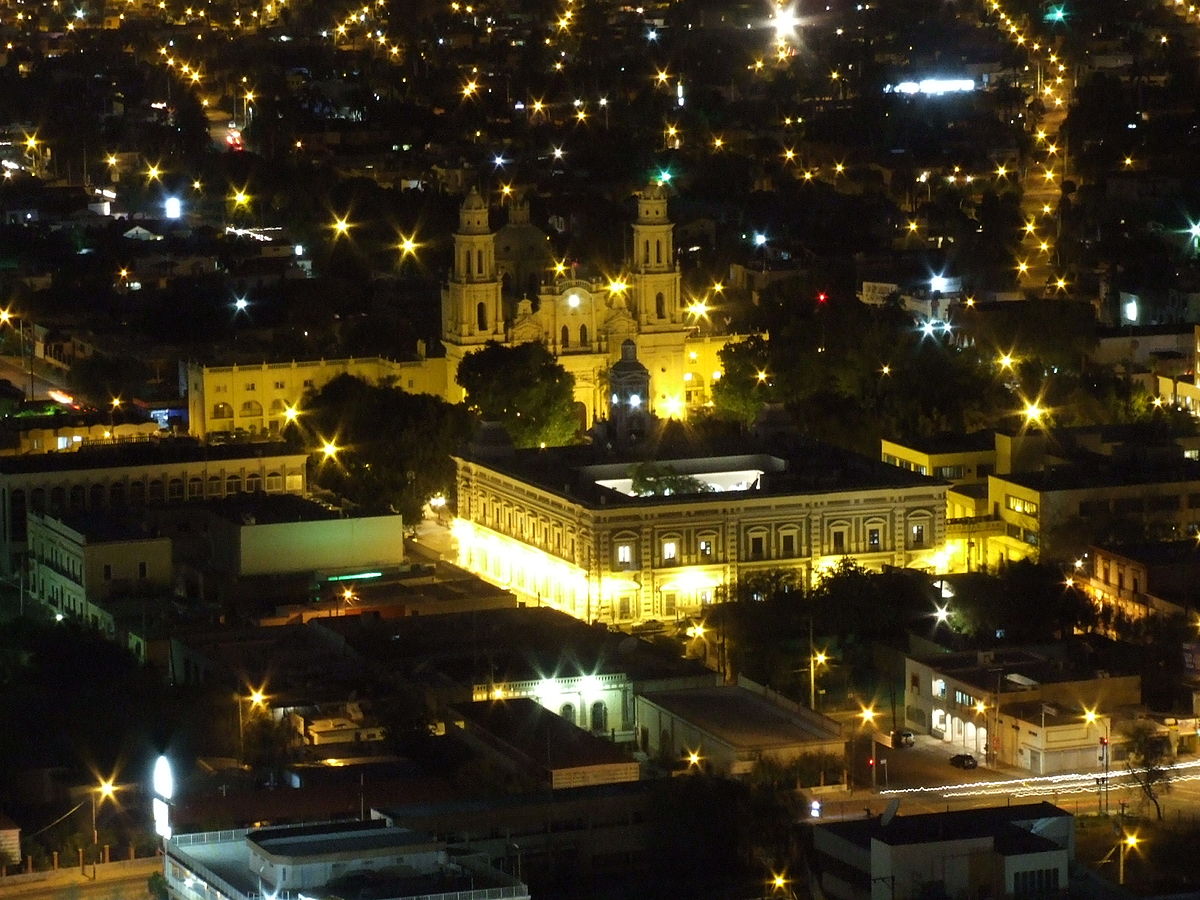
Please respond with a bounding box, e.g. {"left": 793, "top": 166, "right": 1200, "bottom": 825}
{"left": 868, "top": 757, "right": 875, "bottom": 767}
{"left": 816, "top": 292, "right": 828, "bottom": 303}
{"left": 1100, "top": 737, "right": 1109, "bottom": 746}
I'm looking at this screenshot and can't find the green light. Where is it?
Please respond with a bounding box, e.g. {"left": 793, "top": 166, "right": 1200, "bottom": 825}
{"left": 1044, "top": 5, "right": 1066, "bottom": 22}
{"left": 326, "top": 571, "right": 382, "bottom": 582}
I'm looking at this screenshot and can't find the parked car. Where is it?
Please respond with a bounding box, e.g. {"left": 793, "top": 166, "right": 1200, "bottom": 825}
{"left": 950, "top": 753, "right": 978, "bottom": 769}
{"left": 894, "top": 730, "right": 915, "bottom": 748}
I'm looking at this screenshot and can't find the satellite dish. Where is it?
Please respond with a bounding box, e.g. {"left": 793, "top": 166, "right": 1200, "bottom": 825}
{"left": 881, "top": 797, "right": 900, "bottom": 827}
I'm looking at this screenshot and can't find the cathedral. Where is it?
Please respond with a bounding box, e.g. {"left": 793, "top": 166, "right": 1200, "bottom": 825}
{"left": 440, "top": 183, "right": 733, "bottom": 425}
{"left": 188, "top": 184, "right": 741, "bottom": 441}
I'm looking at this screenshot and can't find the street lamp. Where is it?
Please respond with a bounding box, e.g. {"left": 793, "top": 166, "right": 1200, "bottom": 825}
{"left": 236, "top": 687, "right": 268, "bottom": 761}
{"left": 1118, "top": 832, "right": 1139, "bottom": 885}
{"left": 809, "top": 649, "right": 828, "bottom": 710}
{"left": 91, "top": 779, "right": 116, "bottom": 847}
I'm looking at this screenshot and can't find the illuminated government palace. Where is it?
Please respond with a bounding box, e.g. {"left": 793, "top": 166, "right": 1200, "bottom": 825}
{"left": 451, "top": 412, "right": 949, "bottom": 626}
{"left": 187, "top": 183, "right": 733, "bottom": 436}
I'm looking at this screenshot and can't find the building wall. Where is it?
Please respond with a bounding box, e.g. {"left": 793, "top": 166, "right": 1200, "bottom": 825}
{"left": 187, "top": 357, "right": 446, "bottom": 438}
{"left": 0, "top": 450, "right": 308, "bottom": 574}
{"left": 10, "top": 421, "right": 162, "bottom": 455}
{"left": 27, "top": 510, "right": 171, "bottom": 628}
{"left": 905, "top": 656, "right": 1139, "bottom": 772}
{"left": 873, "top": 836, "right": 996, "bottom": 900}
{"left": 986, "top": 473, "right": 1200, "bottom": 566}
{"left": 881, "top": 440, "right": 996, "bottom": 485}
{"left": 454, "top": 457, "right": 946, "bottom": 624}
{"left": 207, "top": 514, "right": 404, "bottom": 577}
{"left": 473, "top": 672, "right": 632, "bottom": 738}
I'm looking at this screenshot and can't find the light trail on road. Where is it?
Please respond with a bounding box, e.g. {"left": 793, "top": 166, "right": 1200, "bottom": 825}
{"left": 879, "top": 757, "right": 1200, "bottom": 800}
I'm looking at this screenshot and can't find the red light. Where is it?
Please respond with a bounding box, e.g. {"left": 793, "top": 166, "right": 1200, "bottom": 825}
{"left": 817, "top": 292, "right": 828, "bottom": 303}
{"left": 1100, "top": 737, "right": 1108, "bottom": 746}
{"left": 868, "top": 757, "right": 875, "bottom": 766}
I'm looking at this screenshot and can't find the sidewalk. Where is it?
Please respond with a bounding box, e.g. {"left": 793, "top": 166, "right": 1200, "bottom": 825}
{"left": 0, "top": 857, "right": 160, "bottom": 897}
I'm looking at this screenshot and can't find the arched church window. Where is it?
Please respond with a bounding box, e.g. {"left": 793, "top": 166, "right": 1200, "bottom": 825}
{"left": 579, "top": 324, "right": 588, "bottom": 346}
{"left": 655, "top": 292, "right": 665, "bottom": 318}
{"left": 476, "top": 249, "right": 484, "bottom": 275}
{"left": 656, "top": 240, "right": 662, "bottom": 264}
{"left": 477, "top": 302, "right": 488, "bottom": 332}
{"left": 561, "top": 325, "right": 570, "bottom": 348}
{"left": 643, "top": 240, "right": 650, "bottom": 265}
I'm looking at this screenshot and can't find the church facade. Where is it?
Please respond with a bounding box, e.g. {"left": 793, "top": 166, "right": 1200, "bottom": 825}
{"left": 187, "top": 185, "right": 737, "bottom": 438}
{"left": 440, "top": 183, "right": 731, "bottom": 425}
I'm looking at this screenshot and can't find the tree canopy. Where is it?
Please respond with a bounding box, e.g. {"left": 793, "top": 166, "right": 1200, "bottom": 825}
{"left": 299, "top": 374, "right": 474, "bottom": 523}
{"left": 455, "top": 341, "right": 579, "bottom": 448}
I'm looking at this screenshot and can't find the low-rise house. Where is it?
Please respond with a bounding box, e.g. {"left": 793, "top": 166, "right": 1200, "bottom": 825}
{"left": 904, "top": 645, "right": 1139, "bottom": 774}
{"left": 163, "top": 819, "right": 529, "bottom": 900}
{"left": 635, "top": 676, "right": 845, "bottom": 776}
{"left": 807, "top": 803, "right": 1074, "bottom": 900}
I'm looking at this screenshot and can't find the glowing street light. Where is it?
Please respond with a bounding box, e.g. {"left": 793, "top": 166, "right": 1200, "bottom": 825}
{"left": 1023, "top": 401, "right": 1044, "bottom": 424}
{"left": 330, "top": 216, "right": 352, "bottom": 238}
{"left": 398, "top": 234, "right": 419, "bottom": 257}
{"left": 321, "top": 440, "right": 339, "bottom": 459}
{"left": 91, "top": 779, "right": 117, "bottom": 847}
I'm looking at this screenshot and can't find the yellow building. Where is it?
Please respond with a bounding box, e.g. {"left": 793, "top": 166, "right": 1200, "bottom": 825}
{"left": 27, "top": 509, "right": 173, "bottom": 633}
{"left": 186, "top": 356, "right": 445, "bottom": 439}
{"left": 0, "top": 439, "right": 308, "bottom": 574}
{"left": 453, "top": 426, "right": 947, "bottom": 626}
{"left": 186, "top": 184, "right": 743, "bottom": 438}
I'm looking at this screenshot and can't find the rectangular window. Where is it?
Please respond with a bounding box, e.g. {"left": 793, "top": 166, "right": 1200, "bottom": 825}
{"left": 617, "top": 544, "right": 632, "bottom": 565}
{"left": 832, "top": 531, "right": 846, "bottom": 554}
{"left": 910, "top": 524, "right": 925, "bottom": 547}
{"left": 932, "top": 678, "right": 947, "bottom": 699}
{"left": 244, "top": 382, "right": 256, "bottom": 391}
{"left": 868, "top": 528, "right": 881, "bottom": 550}
{"left": 934, "top": 465, "right": 965, "bottom": 479}
{"left": 750, "top": 536, "right": 764, "bottom": 558}
{"left": 662, "top": 541, "right": 677, "bottom": 562}
{"left": 663, "top": 592, "right": 676, "bottom": 616}
{"left": 698, "top": 539, "right": 713, "bottom": 558}
{"left": 1006, "top": 494, "right": 1038, "bottom": 516}
{"left": 273, "top": 380, "right": 285, "bottom": 389}
{"left": 781, "top": 533, "right": 795, "bottom": 557}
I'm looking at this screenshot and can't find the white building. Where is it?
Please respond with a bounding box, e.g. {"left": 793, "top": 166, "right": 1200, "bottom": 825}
{"left": 164, "top": 819, "right": 529, "bottom": 900}
{"left": 809, "top": 803, "right": 1074, "bottom": 900}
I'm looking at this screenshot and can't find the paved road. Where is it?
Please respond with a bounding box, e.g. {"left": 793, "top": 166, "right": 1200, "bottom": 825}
{"left": 0, "top": 355, "right": 66, "bottom": 402}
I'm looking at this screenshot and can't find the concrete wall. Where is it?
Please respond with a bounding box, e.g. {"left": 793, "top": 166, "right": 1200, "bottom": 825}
{"left": 211, "top": 514, "right": 404, "bottom": 577}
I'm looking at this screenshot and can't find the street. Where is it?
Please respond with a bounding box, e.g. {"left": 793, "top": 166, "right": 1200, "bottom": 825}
{"left": 0, "top": 355, "right": 65, "bottom": 402}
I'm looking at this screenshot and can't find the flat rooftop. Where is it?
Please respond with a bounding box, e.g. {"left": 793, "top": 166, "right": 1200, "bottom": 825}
{"left": 202, "top": 493, "right": 345, "bottom": 525}
{"left": 54, "top": 511, "right": 165, "bottom": 544}
{"left": 884, "top": 431, "right": 995, "bottom": 456}
{"left": 816, "top": 802, "right": 1071, "bottom": 850}
{"left": 455, "top": 698, "right": 634, "bottom": 771}
{"left": 459, "top": 428, "right": 942, "bottom": 509}
{"left": 333, "top": 606, "right": 713, "bottom": 686}
{"left": 999, "top": 458, "right": 1200, "bottom": 492}
{"left": 0, "top": 438, "right": 302, "bottom": 474}
{"left": 640, "top": 685, "right": 841, "bottom": 750}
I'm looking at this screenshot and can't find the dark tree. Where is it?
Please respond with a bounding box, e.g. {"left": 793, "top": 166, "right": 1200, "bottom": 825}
{"left": 455, "top": 341, "right": 578, "bottom": 447}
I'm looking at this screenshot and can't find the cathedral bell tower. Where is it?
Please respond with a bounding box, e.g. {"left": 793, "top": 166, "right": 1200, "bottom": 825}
{"left": 630, "top": 183, "right": 680, "bottom": 329}
{"left": 442, "top": 187, "right": 503, "bottom": 346}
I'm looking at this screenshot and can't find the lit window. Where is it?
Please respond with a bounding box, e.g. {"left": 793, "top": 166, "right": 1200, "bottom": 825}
{"left": 698, "top": 539, "right": 712, "bottom": 557}
{"left": 662, "top": 540, "right": 677, "bottom": 561}
{"left": 617, "top": 543, "right": 632, "bottom": 564}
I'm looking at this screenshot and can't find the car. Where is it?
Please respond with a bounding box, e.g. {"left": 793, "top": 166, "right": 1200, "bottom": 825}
{"left": 950, "top": 753, "right": 978, "bottom": 769}
{"left": 894, "top": 730, "right": 915, "bottom": 748}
